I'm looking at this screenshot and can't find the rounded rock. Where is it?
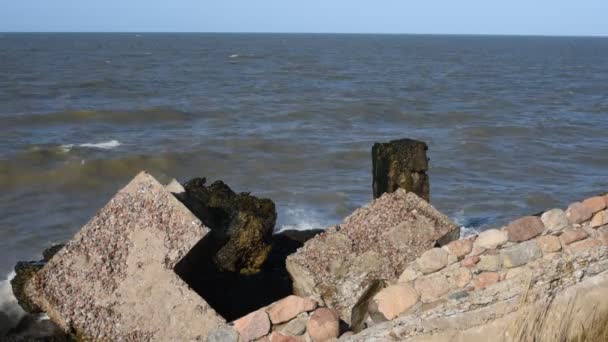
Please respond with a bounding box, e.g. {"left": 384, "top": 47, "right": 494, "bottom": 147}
{"left": 536, "top": 235, "right": 562, "bottom": 254}
{"left": 582, "top": 196, "right": 607, "bottom": 214}
{"left": 306, "top": 308, "right": 340, "bottom": 342}
{"left": 267, "top": 296, "right": 317, "bottom": 324}
{"left": 559, "top": 229, "right": 588, "bottom": 245}
{"left": 472, "top": 272, "right": 500, "bottom": 290}
{"left": 540, "top": 209, "right": 570, "bottom": 233}
{"left": 416, "top": 248, "right": 449, "bottom": 274}
{"left": 474, "top": 229, "right": 508, "bottom": 250}
{"left": 371, "top": 283, "right": 419, "bottom": 320}
{"left": 233, "top": 310, "right": 271, "bottom": 342}
{"left": 504, "top": 216, "right": 545, "bottom": 242}
{"left": 442, "top": 239, "right": 473, "bottom": 260}
{"left": 590, "top": 210, "right": 608, "bottom": 228}
{"left": 566, "top": 202, "right": 594, "bottom": 224}
{"left": 414, "top": 273, "right": 451, "bottom": 303}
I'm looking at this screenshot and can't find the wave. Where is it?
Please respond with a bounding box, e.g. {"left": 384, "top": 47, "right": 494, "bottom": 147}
{"left": 0, "top": 271, "right": 25, "bottom": 336}
{"left": 276, "top": 207, "right": 328, "bottom": 233}
{"left": 61, "top": 140, "right": 121, "bottom": 152}
{"left": 3, "top": 107, "right": 191, "bottom": 128}
{"left": 451, "top": 209, "right": 497, "bottom": 238}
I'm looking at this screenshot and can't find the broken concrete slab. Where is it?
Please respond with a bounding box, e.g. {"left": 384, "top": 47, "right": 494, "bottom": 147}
{"left": 286, "top": 189, "right": 459, "bottom": 324}
{"left": 26, "top": 172, "right": 225, "bottom": 341}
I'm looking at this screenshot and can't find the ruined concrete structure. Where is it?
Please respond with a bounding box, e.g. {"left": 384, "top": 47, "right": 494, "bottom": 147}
{"left": 12, "top": 168, "right": 608, "bottom": 341}
{"left": 26, "top": 172, "right": 227, "bottom": 340}
{"left": 286, "top": 189, "right": 460, "bottom": 324}
{"left": 372, "top": 138, "right": 430, "bottom": 201}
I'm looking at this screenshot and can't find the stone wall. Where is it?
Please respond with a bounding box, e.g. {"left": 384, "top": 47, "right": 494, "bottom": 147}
{"left": 344, "top": 194, "right": 608, "bottom": 341}
{"left": 227, "top": 295, "right": 340, "bottom": 342}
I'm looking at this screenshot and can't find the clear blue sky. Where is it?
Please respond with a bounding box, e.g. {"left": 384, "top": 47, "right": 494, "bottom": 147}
{"left": 1, "top": 0, "right": 607, "bottom": 36}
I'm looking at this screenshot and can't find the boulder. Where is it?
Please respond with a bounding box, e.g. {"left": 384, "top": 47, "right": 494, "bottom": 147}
{"left": 182, "top": 177, "right": 277, "bottom": 274}
{"left": 541, "top": 209, "right": 570, "bottom": 233}
{"left": 25, "top": 172, "right": 225, "bottom": 340}
{"left": 371, "top": 138, "right": 429, "bottom": 201}
{"left": 207, "top": 325, "right": 240, "bottom": 342}
{"left": 276, "top": 312, "right": 308, "bottom": 336}
{"left": 461, "top": 255, "right": 480, "bottom": 268}
{"left": 566, "top": 202, "right": 593, "bottom": 224}
{"left": 442, "top": 239, "right": 473, "bottom": 260}
{"left": 501, "top": 240, "right": 542, "bottom": 268}
{"left": 474, "top": 229, "right": 508, "bottom": 249}
{"left": 10, "top": 262, "right": 44, "bottom": 314}
{"left": 270, "top": 332, "right": 305, "bottom": 342}
{"left": 306, "top": 308, "right": 340, "bottom": 342}
{"left": 414, "top": 273, "right": 451, "bottom": 303}
{"left": 504, "top": 216, "right": 545, "bottom": 242}
{"left": 266, "top": 295, "right": 317, "bottom": 324}
{"left": 286, "top": 189, "right": 459, "bottom": 324}
{"left": 180, "top": 227, "right": 319, "bottom": 322}
{"left": 370, "top": 284, "right": 419, "bottom": 321}
{"left": 477, "top": 254, "right": 502, "bottom": 272}
{"left": 233, "top": 309, "right": 271, "bottom": 342}
{"left": 582, "top": 196, "right": 607, "bottom": 213}
{"left": 10, "top": 244, "right": 64, "bottom": 314}
{"left": 416, "top": 248, "right": 449, "bottom": 274}
{"left": 559, "top": 229, "right": 588, "bottom": 245}
{"left": 590, "top": 210, "right": 608, "bottom": 228}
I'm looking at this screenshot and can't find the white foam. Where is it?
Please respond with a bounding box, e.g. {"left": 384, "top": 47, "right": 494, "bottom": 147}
{"left": 61, "top": 139, "right": 121, "bottom": 152}
{"left": 276, "top": 207, "right": 327, "bottom": 233}
{"left": 0, "top": 271, "right": 26, "bottom": 335}
{"left": 229, "top": 54, "right": 239, "bottom": 58}
{"left": 452, "top": 209, "right": 480, "bottom": 238}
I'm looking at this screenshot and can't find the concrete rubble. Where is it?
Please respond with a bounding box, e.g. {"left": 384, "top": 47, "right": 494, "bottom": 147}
{"left": 25, "top": 172, "right": 226, "bottom": 340}
{"left": 286, "top": 189, "right": 460, "bottom": 324}
{"left": 8, "top": 168, "right": 608, "bottom": 342}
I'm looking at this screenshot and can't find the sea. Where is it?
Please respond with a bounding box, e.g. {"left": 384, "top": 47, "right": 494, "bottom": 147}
{"left": 1, "top": 33, "right": 607, "bottom": 326}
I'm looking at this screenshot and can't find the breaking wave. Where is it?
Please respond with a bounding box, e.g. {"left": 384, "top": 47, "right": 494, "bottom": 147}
{"left": 276, "top": 207, "right": 328, "bottom": 233}
{"left": 0, "top": 271, "right": 25, "bottom": 335}
{"left": 61, "top": 140, "right": 121, "bottom": 152}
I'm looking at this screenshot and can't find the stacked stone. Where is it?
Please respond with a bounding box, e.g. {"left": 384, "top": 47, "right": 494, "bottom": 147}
{"left": 367, "top": 194, "right": 608, "bottom": 324}
{"left": 229, "top": 295, "right": 343, "bottom": 342}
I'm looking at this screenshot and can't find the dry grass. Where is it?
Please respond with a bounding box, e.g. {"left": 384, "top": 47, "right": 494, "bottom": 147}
{"left": 506, "top": 295, "right": 608, "bottom": 342}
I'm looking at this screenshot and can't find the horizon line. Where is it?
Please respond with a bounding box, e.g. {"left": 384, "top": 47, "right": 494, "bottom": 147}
{"left": 1, "top": 31, "right": 607, "bottom": 38}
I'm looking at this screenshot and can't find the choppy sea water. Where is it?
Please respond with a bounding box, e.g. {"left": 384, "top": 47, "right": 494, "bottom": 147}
{"left": 1, "top": 34, "right": 608, "bottom": 319}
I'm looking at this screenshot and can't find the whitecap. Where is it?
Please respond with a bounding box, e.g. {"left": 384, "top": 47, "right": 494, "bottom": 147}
{"left": 0, "top": 271, "right": 26, "bottom": 335}
{"left": 452, "top": 209, "right": 480, "bottom": 238}
{"left": 61, "top": 139, "right": 121, "bottom": 152}
{"left": 276, "top": 207, "right": 327, "bottom": 233}
{"left": 229, "top": 54, "right": 239, "bottom": 58}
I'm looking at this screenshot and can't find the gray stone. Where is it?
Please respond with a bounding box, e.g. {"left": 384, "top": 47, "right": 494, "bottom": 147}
{"left": 26, "top": 172, "right": 225, "bottom": 341}
{"left": 501, "top": 240, "right": 542, "bottom": 268}
{"left": 208, "top": 324, "right": 240, "bottom": 342}
{"left": 277, "top": 312, "right": 309, "bottom": 336}
{"left": 541, "top": 209, "right": 571, "bottom": 233}
{"left": 286, "top": 189, "right": 459, "bottom": 324}
{"left": 448, "top": 291, "right": 469, "bottom": 300}
{"left": 477, "top": 254, "right": 503, "bottom": 272}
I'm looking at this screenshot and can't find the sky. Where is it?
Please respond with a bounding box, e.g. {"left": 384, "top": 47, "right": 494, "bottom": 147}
{"left": 1, "top": 0, "right": 607, "bottom": 36}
